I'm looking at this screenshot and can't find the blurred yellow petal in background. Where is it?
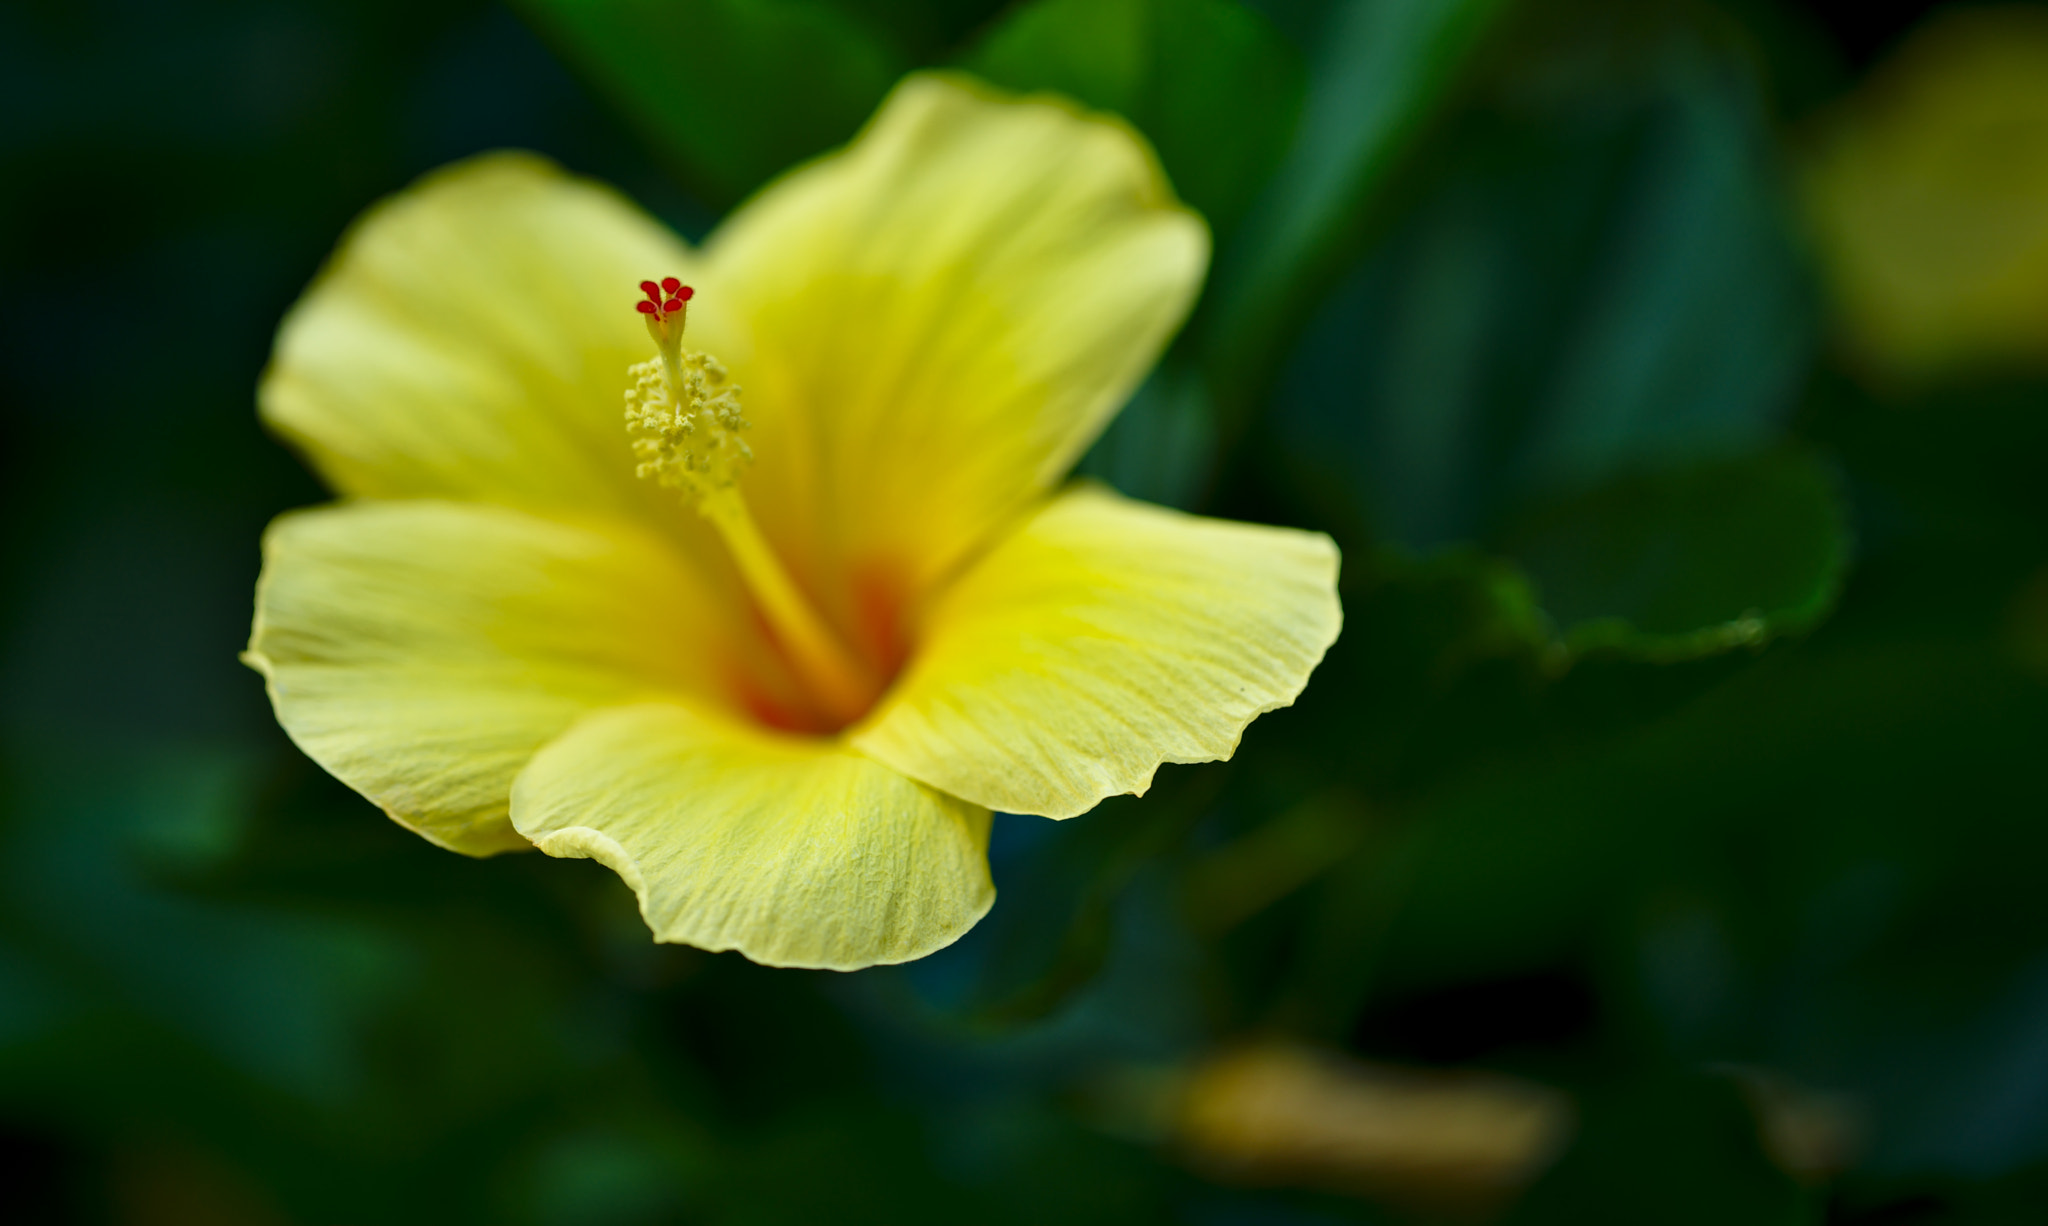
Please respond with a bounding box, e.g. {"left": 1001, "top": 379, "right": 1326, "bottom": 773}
{"left": 1172, "top": 1045, "right": 1574, "bottom": 1210}
{"left": 1804, "top": 6, "right": 2048, "bottom": 386}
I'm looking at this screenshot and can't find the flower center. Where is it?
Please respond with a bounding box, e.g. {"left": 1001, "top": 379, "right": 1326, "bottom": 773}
{"left": 624, "top": 278, "right": 880, "bottom": 728}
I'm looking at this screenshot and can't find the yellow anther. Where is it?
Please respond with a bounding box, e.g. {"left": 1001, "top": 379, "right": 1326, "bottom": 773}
{"left": 624, "top": 351, "right": 751, "bottom": 504}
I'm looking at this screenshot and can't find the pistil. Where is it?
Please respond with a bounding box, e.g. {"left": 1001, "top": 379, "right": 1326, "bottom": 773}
{"left": 626, "top": 278, "right": 879, "bottom": 725}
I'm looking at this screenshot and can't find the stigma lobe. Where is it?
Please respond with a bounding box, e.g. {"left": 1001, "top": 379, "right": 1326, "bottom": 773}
{"left": 637, "top": 277, "right": 694, "bottom": 320}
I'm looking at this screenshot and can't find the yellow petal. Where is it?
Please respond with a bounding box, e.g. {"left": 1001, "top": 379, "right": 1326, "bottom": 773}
{"left": 510, "top": 703, "right": 994, "bottom": 970}
{"left": 705, "top": 73, "right": 1210, "bottom": 656}
{"left": 262, "top": 152, "right": 733, "bottom": 530}
{"left": 851, "top": 485, "right": 1342, "bottom": 819}
{"left": 1803, "top": 8, "right": 2048, "bottom": 383}
{"left": 245, "top": 500, "right": 776, "bottom": 856}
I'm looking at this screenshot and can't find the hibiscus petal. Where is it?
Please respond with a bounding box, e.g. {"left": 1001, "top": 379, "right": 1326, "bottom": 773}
{"left": 245, "top": 500, "right": 771, "bottom": 856}
{"left": 261, "top": 152, "right": 734, "bottom": 532}
{"left": 850, "top": 486, "right": 1342, "bottom": 819}
{"left": 511, "top": 703, "right": 994, "bottom": 970}
{"left": 705, "top": 73, "right": 1210, "bottom": 639}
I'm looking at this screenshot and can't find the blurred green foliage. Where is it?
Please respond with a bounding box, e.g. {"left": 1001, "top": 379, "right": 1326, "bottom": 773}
{"left": 962, "top": 0, "right": 1303, "bottom": 234}
{"left": 6, "top": 0, "right": 2048, "bottom": 1222}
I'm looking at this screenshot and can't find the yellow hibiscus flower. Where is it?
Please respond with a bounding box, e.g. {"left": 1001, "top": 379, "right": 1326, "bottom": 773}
{"left": 244, "top": 73, "right": 1342, "bottom": 970}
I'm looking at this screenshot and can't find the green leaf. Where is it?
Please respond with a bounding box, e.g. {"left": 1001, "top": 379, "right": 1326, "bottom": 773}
{"left": 1205, "top": 0, "right": 1516, "bottom": 421}
{"left": 514, "top": 0, "right": 905, "bottom": 207}
{"left": 1272, "top": 13, "right": 1816, "bottom": 550}
{"left": 1350, "top": 610, "right": 2048, "bottom": 1179}
{"left": 1503, "top": 450, "right": 1851, "bottom": 661}
{"left": 960, "top": 0, "right": 1304, "bottom": 234}
{"left": 1260, "top": 10, "right": 1835, "bottom": 659}
{"left": 1511, "top": 48, "right": 1816, "bottom": 498}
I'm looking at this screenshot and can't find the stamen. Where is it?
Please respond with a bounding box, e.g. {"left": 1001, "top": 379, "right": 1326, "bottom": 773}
{"left": 623, "top": 279, "right": 878, "bottom": 725}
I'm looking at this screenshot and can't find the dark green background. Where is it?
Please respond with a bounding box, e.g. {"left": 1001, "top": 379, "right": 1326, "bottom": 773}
{"left": 5, "top": 0, "right": 2047, "bottom": 1221}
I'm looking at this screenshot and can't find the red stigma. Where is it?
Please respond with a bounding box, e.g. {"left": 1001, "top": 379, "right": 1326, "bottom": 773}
{"left": 635, "top": 276, "right": 694, "bottom": 322}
